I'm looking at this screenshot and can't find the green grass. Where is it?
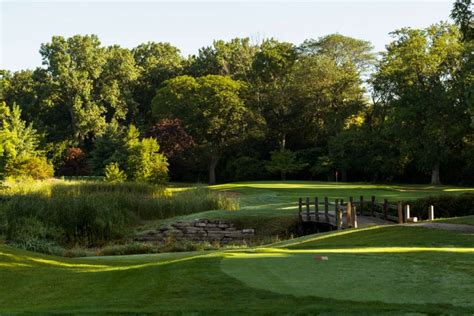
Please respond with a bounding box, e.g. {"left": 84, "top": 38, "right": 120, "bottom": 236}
{"left": 1, "top": 224, "right": 473, "bottom": 313}
{"left": 1, "top": 180, "right": 474, "bottom": 313}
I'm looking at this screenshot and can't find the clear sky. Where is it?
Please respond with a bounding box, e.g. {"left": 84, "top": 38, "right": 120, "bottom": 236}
{"left": 1, "top": 0, "right": 454, "bottom": 71}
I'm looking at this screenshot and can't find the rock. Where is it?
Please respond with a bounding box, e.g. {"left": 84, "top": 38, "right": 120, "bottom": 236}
{"left": 242, "top": 229, "right": 255, "bottom": 234}
{"left": 206, "top": 227, "right": 224, "bottom": 232}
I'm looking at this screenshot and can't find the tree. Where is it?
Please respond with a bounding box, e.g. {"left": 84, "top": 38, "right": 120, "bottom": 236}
{"left": 187, "top": 38, "right": 257, "bottom": 80}
{"left": 148, "top": 118, "right": 195, "bottom": 159}
{"left": 266, "top": 149, "right": 307, "bottom": 180}
{"left": 372, "top": 23, "right": 467, "bottom": 184}
{"left": 451, "top": 0, "right": 473, "bottom": 126}
{"left": 0, "top": 102, "right": 53, "bottom": 179}
{"left": 295, "top": 35, "right": 374, "bottom": 142}
{"left": 89, "top": 121, "right": 127, "bottom": 174}
{"left": 99, "top": 45, "right": 139, "bottom": 122}
{"left": 299, "top": 34, "right": 375, "bottom": 74}
{"left": 104, "top": 162, "right": 126, "bottom": 182}
{"left": 132, "top": 42, "right": 183, "bottom": 123}
{"left": 40, "top": 35, "right": 107, "bottom": 141}
{"left": 152, "top": 75, "right": 253, "bottom": 184}
{"left": 251, "top": 39, "right": 298, "bottom": 151}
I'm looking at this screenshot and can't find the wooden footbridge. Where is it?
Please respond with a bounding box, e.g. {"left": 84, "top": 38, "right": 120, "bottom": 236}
{"left": 298, "top": 196, "right": 436, "bottom": 230}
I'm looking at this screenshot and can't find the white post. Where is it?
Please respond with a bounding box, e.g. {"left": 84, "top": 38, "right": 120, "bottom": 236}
{"left": 405, "top": 204, "right": 411, "bottom": 221}
{"left": 428, "top": 205, "right": 434, "bottom": 221}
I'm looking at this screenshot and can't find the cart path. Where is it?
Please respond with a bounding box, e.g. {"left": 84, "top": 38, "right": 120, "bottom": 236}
{"left": 406, "top": 222, "right": 474, "bottom": 233}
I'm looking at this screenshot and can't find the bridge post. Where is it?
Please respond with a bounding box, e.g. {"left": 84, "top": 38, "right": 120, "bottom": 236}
{"left": 306, "top": 197, "right": 310, "bottom": 221}
{"left": 360, "top": 196, "right": 364, "bottom": 215}
{"left": 299, "top": 198, "right": 303, "bottom": 221}
{"left": 346, "top": 201, "right": 352, "bottom": 228}
{"left": 371, "top": 196, "right": 375, "bottom": 217}
{"left": 337, "top": 208, "right": 343, "bottom": 230}
{"left": 352, "top": 205, "right": 358, "bottom": 228}
{"left": 397, "top": 202, "right": 403, "bottom": 223}
{"left": 404, "top": 204, "right": 411, "bottom": 221}
{"left": 325, "top": 197, "right": 329, "bottom": 222}
{"left": 428, "top": 205, "right": 434, "bottom": 221}
{"left": 315, "top": 197, "right": 319, "bottom": 222}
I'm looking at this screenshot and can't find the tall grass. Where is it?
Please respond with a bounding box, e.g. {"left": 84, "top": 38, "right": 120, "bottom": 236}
{"left": 0, "top": 180, "right": 239, "bottom": 247}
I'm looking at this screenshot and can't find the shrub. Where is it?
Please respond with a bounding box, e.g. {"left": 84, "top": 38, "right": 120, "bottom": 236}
{"left": 104, "top": 162, "right": 126, "bottom": 183}
{"left": 408, "top": 193, "right": 474, "bottom": 219}
{"left": 127, "top": 138, "right": 168, "bottom": 184}
{"left": 10, "top": 239, "right": 66, "bottom": 257}
{"left": 100, "top": 242, "right": 157, "bottom": 256}
{"left": 59, "top": 147, "right": 90, "bottom": 176}
{"left": 4, "top": 156, "right": 54, "bottom": 179}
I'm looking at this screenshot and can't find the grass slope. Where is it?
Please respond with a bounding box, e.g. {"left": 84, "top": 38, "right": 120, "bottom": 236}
{"left": 1, "top": 225, "right": 474, "bottom": 314}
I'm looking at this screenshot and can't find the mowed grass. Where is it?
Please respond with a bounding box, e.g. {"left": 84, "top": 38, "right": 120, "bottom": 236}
{"left": 170, "top": 181, "right": 474, "bottom": 221}
{"left": 1, "top": 225, "right": 474, "bottom": 314}
{"left": 1, "top": 181, "right": 474, "bottom": 313}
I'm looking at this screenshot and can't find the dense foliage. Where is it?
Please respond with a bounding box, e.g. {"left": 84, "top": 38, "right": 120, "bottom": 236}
{"left": 409, "top": 194, "right": 474, "bottom": 219}
{"left": 0, "top": 1, "right": 472, "bottom": 184}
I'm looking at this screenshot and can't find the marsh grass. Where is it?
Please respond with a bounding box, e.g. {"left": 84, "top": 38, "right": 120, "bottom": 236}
{"left": 0, "top": 180, "right": 239, "bottom": 247}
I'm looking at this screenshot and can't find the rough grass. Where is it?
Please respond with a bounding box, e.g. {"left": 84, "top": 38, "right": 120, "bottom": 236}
{"left": 0, "top": 180, "right": 239, "bottom": 247}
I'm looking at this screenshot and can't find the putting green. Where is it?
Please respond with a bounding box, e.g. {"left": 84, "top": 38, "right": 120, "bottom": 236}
{"left": 221, "top": 249, "right": 474, "bottom": 307}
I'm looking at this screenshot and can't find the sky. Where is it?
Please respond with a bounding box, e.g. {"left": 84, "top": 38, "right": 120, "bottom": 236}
{"left": 1, "top": 0, "right": 454, "bottom": 71}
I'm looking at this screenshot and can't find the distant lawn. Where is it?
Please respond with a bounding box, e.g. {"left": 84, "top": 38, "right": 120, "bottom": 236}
{"left": 1, "top": 225, "right": 473, "bottom": 314}
{"left": 167, "top": 181, "right": 474, "bottom": 221}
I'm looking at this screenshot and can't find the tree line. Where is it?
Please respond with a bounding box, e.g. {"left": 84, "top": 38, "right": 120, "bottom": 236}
{"left": 0, "top": 0, "right": 472, "bottom": 185}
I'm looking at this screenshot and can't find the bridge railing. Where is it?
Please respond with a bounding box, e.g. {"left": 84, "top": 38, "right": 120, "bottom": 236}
{"left": 298, "top": 196, "right": 435, "bottom": 228}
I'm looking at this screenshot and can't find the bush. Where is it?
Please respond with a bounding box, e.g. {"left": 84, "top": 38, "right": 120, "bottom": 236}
{"left": 104, "top": 162, "right": 126, "bottom": 183}
{"left": 4, "top": 156, "right": 54, "bottom": 179}
{"left": 59, "top": 147, "right": 90, "bottom": 176}
{"left": 127, "top": 138, "right": 169, "bottom": 184}
{"left": 10, "top": 238, "right": 66, "bottom": 257}
{"left": 408, "top": 193, "right": 474, "bottom": 219}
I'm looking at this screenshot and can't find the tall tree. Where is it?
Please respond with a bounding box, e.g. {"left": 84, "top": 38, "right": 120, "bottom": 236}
{"left": 250, "top": 39, "right": 298, "bottom": 151}
{"left": 152, "top": 75, "right": 252, "bottom": 184}
{"left": 451, "top": 0, "right": 473, "bottom": 126}
{"left": 39, "top": 35, "right": 107, "bottom": 141}
{"left": 132, "top": 42, "right": 183, "bottom": 123}
{"left": 372, "top": 23, "right": 467, "bottom": 184}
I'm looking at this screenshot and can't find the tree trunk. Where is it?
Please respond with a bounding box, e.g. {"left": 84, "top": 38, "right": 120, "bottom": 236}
{"left": 431, "top": 162, "right": 441, "bottom": 185}
{"left": 208, "top": 154, "right": 220, "bottom": 185}
{"left": 281, "top": 171, "right": 286, "bottom": 181}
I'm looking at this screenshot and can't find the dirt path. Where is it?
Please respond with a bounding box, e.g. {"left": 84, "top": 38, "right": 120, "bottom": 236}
{"left": 406, "top": 222, "right": 474, "bottom": 234}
